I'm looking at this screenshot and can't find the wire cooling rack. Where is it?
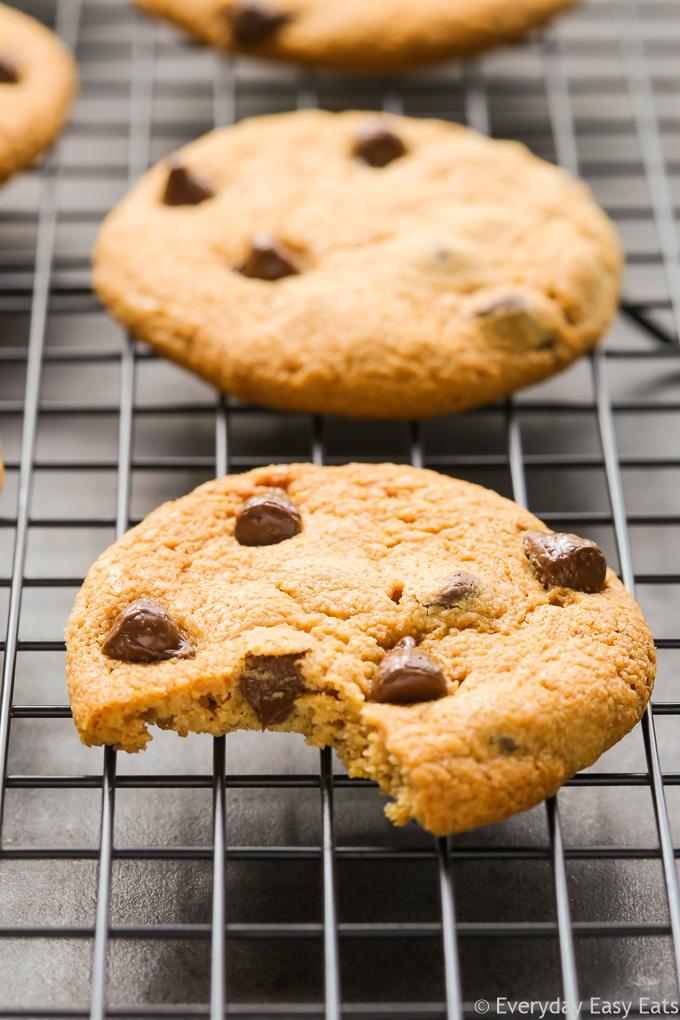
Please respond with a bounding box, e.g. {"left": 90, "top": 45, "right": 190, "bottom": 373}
{"left": 1, "top": 0, "right": 680, "bottom": 1016}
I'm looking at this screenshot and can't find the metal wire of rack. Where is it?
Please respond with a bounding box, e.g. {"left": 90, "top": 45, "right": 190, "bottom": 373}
{"left": 1, "top": 0, "right": 680, "bottom": 1016}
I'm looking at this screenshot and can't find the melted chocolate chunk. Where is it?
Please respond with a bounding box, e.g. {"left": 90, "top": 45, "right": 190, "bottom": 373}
{"left": 425, "top": 570, "right": 481, "bottom": 608}
{"left": 371, "top": 637, "right": 447, "bottom": 705}
{"left": 0, "top": 57, "right": 19, "bottom": 84}
{"left": 226, "top": 1, "right": 292, "bottom": 45}
{"left": 498, "top": 736, "right": 518, "bottom": 753}
{"left": 237, "top": 235, "right": 301, "bottom": 281}
{"left": 474, "top": 293, "right": 557, "bottom": 349}
{"left": 235, "top": 490, "right": 302, "bottom": 546}
{"left": 101, "top": 599, "right": 194, "bottom": 663}
{"left": 239, "top": 652, "right": 306, "bottom": 728}
{"left": 524, "top": 530, "right": 607, "bottom": 593}
{"left": 353, "top": 123, "right": 407, "bottom": 168}
{"left": 162, "top": 163, "right": 214, "bottom": 206}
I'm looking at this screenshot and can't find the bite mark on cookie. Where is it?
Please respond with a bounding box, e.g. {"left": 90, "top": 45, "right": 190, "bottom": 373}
{"left": 65, "top": 464, "right": 655, "bottom": 836}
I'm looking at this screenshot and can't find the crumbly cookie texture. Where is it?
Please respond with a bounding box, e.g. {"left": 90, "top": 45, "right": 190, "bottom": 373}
{"left": 66, "top": 463, "right": 655, "bottom": 836}
{"left": 0, "top": 2, "right": 77, "bottom": 183}
{"left": 94, "top": 110, "right": 621, "bottom": 421}
{"left": 133, "top": 0, "right": 578, "bottom": 71}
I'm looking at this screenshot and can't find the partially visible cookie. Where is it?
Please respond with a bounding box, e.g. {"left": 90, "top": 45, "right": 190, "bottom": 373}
{"left": 94, "top": 110, "right": 622, "bottom": 420}
{"left": 0, "top": 2, "right": 77, "bottom": 183}
{"left": 134, "top": 0, "right": 578, "bottom": 72}
{"left": 65, "top": 463, "right": 655, "bottom": 835}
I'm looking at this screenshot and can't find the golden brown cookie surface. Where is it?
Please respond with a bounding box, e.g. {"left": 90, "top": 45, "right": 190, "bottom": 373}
{"left": 66, "top": 463, "right": 655, "bottom": 835}
{"left": 0, "top": 2, "right": 77, "bottom": 183}
{"left": 134, "top": 0, "right": 578, "bottom": 71}
{"left": 94, "top": 110, "right": 622, "bottom": 420}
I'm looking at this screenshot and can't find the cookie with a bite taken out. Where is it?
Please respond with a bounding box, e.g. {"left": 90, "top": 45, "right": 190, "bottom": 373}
{"left": 65, "top": 463, "right": 654, "bottom": 835}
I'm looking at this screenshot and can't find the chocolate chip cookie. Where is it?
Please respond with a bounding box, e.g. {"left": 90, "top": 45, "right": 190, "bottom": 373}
{"left": 65, "top": 463, "right": 655, "bottom": 835}
{"left": 0, "top": 2, "right": 77, "bottom": 183}
{"left": 133, "top": 0, "right": 577, "bottom": 71}
{"left": 94, "top": 110, "right": 621, "bottom": 420}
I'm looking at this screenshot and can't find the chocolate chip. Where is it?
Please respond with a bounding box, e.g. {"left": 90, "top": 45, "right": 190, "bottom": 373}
{"left": 524, "top": 530, "right": 607, "bottom": 593}
{"left": 0, "top": 57, "right": 19, "bottom": 84}
{"left": 239, "top": 652, "right": 306, "bottom": 728}
{"left": 474, "top": 294, "right": 557, "bottom": 349}
{"left": 162, "top": 163, "right": 214, "bottom": 206}
{"left": 226, "top": 1, "right": 292, "bottom": 45}
{"left": 101, "top": 599, "right": 194, "bottom": 663}
{"left": 235, "top": 489, "right": 302, "bottom": 546}
{"left": 476, "top": 294, "right": 529, "bottom": 318}
{"left": 237, "top": 235, "right": 301, "bottom": 281}
{"left": 371, "top": 637, "right": 447, "bottom": 705}
{"left": 353, "top": 123, "right": 407, "bottom": 168}
{"left": 424, "top": 570, "right": 481, "bottom": 608}
{"left": 498, "top": 736, "right": 518, "bottom": 753}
